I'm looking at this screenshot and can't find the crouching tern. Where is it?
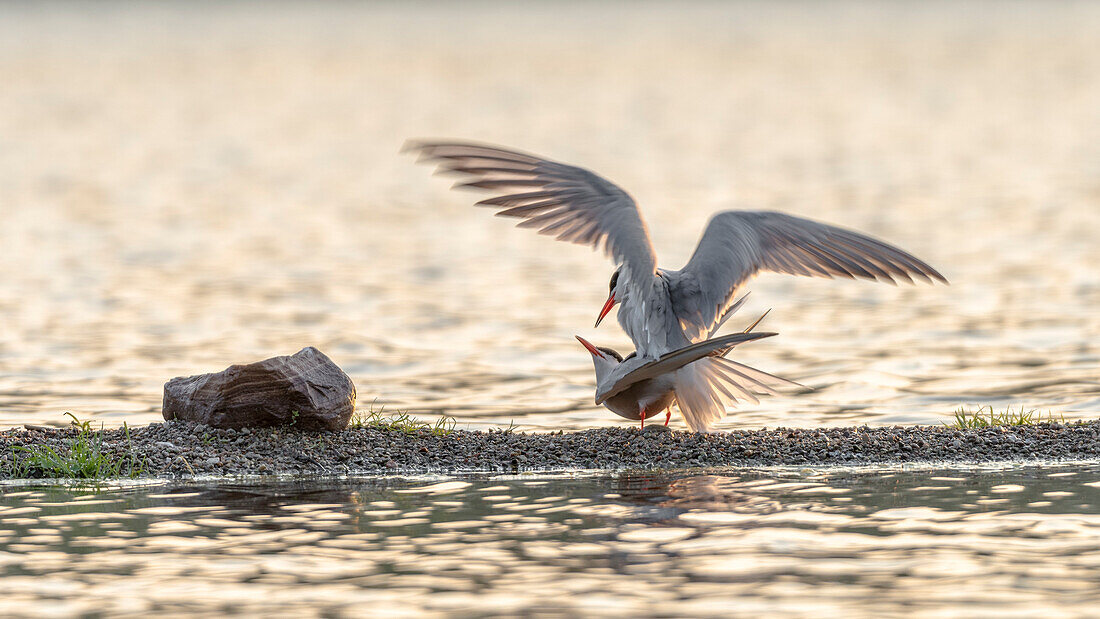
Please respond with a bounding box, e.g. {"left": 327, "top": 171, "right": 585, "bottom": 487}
{"left": 576, "top": 326, "right": 795, "bottom": 430}
{"left": 576, "top": 302, "right": 799, "bottom": 431}
{"left": 407, "top": 140, "right": 948, "bottom": 361}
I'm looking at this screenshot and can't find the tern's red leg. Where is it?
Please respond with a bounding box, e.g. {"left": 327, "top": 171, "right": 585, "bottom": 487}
{"left": 639, "top": 412, "right": 645, "bottom": 430}
{"left": 664, "top": 408, "right": 671, "bottom": 427}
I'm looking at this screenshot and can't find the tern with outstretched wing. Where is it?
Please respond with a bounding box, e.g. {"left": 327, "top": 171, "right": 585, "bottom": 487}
{"left": 408, "top": 141, "right": 945, "bottom": 430}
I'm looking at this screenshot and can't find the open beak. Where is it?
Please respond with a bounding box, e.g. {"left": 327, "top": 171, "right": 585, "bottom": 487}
{"left": 594, "top": 293, "right": 616, "bottom": 328}
{"left": 575, "top": 335, "right": 604, "bottom": 359}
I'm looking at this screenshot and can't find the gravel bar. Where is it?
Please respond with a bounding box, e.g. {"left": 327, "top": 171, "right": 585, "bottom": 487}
{"left": 3, "top": 421, "right": 1100, "bottom": 479}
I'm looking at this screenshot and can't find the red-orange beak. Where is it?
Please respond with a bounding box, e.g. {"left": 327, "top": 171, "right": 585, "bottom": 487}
{"left": 594, "top": 293, "right": 616, "bottom": 328}
{"left": 575, "top": 335, "right": 605, "bottom": 359}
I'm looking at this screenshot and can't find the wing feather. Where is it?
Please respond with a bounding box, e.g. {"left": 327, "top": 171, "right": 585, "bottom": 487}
{"left": 596, "top": 331, "right": 776, "bottom": 403}
{"left": 667, "top": 210, "right": 947, "bottom": 341}
{"left": 408, "top": 140, "right": 658, "bottom": 276}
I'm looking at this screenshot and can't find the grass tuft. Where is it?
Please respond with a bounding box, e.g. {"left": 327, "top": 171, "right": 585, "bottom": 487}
{"left": 350, "top": 400, "right": 456, "bottom": 436}
{"left": 10, "top": 413, "right": 146, "bottom": 479}
{"left": 948, "top": 405, "right": 1065, "bottom": 429}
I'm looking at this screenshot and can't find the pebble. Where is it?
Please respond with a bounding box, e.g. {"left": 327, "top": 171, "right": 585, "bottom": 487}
{"left": 1, "top": 420, "right": 1098, "bottom": 479}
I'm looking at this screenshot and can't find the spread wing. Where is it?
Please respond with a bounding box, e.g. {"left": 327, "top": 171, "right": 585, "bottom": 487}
{"left": 596, "top": 331, "right": 777, "bottom": 403}
{"left": 668, "top": 210, "right": 948, "bottom": 341}
{"left": 407, "top": 141, "right": 658, "bottom": 277}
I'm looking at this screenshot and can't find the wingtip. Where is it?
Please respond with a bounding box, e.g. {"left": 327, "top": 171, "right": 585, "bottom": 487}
{"left": 450, "top": 180, "right": 488, "bottom": 192}
{"left": 720, "top": 330, "right": 778, "bottom": 348}
{"left": 403, "top": 138, "right": 471, "bottom": 157}
{"left": 909, "top": 269, "right": 948, "bottom": 286}
{"left": 399, "top": 138, "right": 425, "bottom": 155}
{"left": 776, "top": 379, "right": 812, "bottom": 393}
{"left": 742, "top": 308, "right": 772, "bottom": 334}
{"left": 431, "top": 167, "right": 471, "bottom": 178}
{"left": 715, "top": 330, "right": 778, "bottom": 348}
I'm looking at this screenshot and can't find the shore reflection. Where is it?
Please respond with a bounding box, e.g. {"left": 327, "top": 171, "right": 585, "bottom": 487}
{"left": 2, "top": 465, "right": 1099, "bottom": 614}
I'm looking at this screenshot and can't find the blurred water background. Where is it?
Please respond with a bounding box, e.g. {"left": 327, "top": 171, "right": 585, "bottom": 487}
{"left": 1, "top": 0, "right": 1098, "bottom": 431}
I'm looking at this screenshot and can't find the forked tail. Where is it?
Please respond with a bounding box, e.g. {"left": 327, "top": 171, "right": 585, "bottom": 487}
{"left": 673, "top": 356, "right": 802, "bottom": 432}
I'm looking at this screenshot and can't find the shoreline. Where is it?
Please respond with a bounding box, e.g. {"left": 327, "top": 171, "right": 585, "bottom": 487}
{"left": 2, "top": 420, "right": 1099, "bottom": 479}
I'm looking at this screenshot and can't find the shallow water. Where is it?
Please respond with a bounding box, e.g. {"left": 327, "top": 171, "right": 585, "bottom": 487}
{"left": 1, "top": 1, "right": 1099, "bottom": 432}
{"left": 0, "top": 464, "right": 1098, "bottom": 616}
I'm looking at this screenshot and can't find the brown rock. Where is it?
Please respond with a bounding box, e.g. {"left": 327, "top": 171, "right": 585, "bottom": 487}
{"left": 162, "top": 347, "right": 356, "bottom": 430}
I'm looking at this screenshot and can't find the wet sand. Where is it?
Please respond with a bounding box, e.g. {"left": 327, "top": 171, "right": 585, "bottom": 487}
{"left": 3, "top": 420, "right": 1098, "bottom": 479}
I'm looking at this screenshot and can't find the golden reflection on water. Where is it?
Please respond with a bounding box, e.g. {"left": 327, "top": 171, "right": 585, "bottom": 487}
{"left": 0, "top": 1, "right": 1098, "bottom": 431}
{"left": 1, "top": 466, "right": 1100, "bottom": 615}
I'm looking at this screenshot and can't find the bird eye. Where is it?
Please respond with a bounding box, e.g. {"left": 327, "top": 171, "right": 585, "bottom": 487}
{"left": 599, "top": 347, "right": 623, "bottom": 362}
{"left": 608, "top": 270, "right": 620, "bottom": 294}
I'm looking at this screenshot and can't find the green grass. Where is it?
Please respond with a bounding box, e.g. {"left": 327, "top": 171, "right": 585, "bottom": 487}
{"left": 9, "top": 413, "right": 146, "bottom": 479}
{"left": 350, "top": 401, "right": 456, "bottom": 436}
{"left": 948, "top": 405, "right": 1066, "bottom": 429}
